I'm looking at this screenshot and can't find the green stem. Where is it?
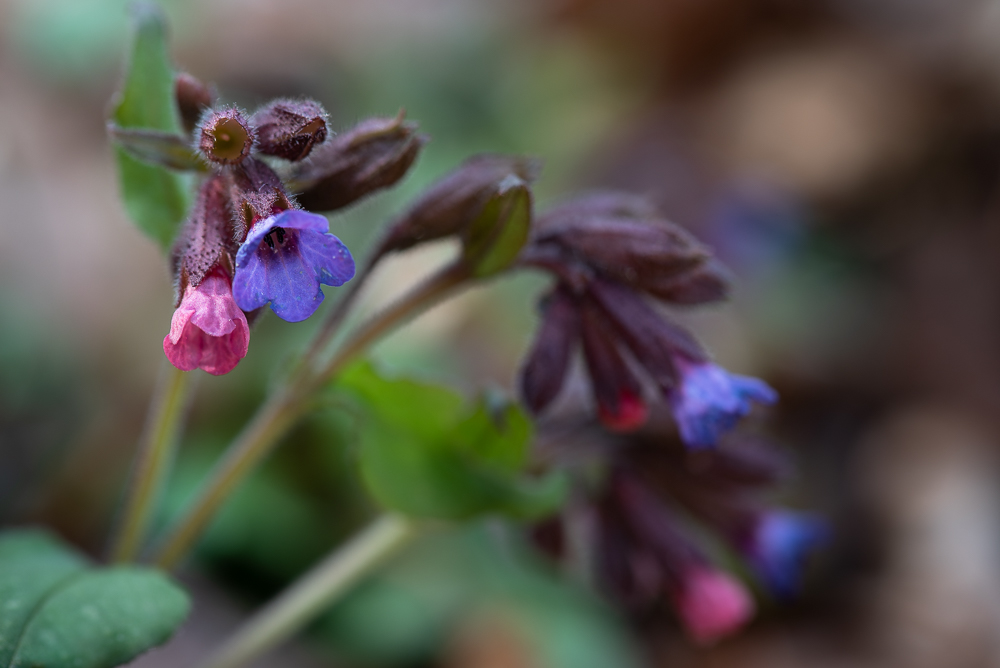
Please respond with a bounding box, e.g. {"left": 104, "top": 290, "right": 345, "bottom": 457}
{"left": 152, "top": 261, "right": 471, "bottom": 570}
{"left": 110, "top": 363, "right": 192, "bottom": 563}
{"left": 198, "top": 515, "right": 419, "bottom": 668}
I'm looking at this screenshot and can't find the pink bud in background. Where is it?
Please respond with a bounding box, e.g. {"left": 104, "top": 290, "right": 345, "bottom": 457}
{"left": 163, "top": 268, "right": 249, "bottom": 375}
{"left": 673, "top": 566, "right": 755, "bottom": 645}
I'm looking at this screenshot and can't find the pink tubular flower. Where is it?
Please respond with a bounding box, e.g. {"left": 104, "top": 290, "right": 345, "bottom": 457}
{"left": 163, "top": 268, "right": 249, "bottom": 375}
{"left": 673, "top": 566, "right": 755, "bottom": 645}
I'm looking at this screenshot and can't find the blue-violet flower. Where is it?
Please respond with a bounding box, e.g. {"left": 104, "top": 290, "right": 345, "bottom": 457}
{"left": 746, "top": 511, "right": 827, "bottom": 598}
{"left": 670, "top": 358, "right": 777, "bottom": 448}
{"left": 233, "top": 209, "right": 355, "bottom": 322}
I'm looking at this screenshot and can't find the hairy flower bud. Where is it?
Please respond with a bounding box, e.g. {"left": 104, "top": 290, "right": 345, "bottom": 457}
{"left": 580, "top": 301, "right": 647, "bottom": 432}
{"left": 171, "top": 174, "right": 237, "bottom": 298}
{"left": 673, "top": 567, "right": 755, "bottom": 644}
{"left": 251, "top": 98, "right": 328, "bottom": 161}
{"left": 175, "top": 72, "right": 213, "bottom": 135}
{"left": 535, "top": 193, "right": 721, "bottom": 298}
{"left": 293, "top": 113, "right": 424, "bottom": 212}
{"left": 198, "top": 107, "right": 254, "bottom": 165}
{"left": 588, "top": 277, "right": 707, "bottom": 392}
{"left": 643, "top": 258, "right": 732, "bottom": 305}
{"left": 230, "top": 158, "right": 293, "bottom": 238}
{"left": 381, "top": 154, "right": 540, "bottom": 254}
{"left": 520, "top": 286, "right": 580, "bottom": 415}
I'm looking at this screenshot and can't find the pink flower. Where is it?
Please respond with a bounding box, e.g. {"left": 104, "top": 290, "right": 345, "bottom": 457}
{"left": 673, "top": 566, "right": 755, "bottom": 645}
{"left": 163, "top": 269, "right": 249, "bottom": 375}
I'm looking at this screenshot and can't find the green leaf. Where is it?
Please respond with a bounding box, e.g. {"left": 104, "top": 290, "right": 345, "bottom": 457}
{"left": 107, "top": 124, "right": 205, "bottom": 172}
{"left": 110, "top": 4, "right": 190, "bottom": 250}
{"left": 462, "top": 176, "right": 532, "bottom": 277}
{"left": 335, "top": 361, "right": 566, "bottom": 520}
{"left": 0, "top": 529, "right": 190, "bottom": 668}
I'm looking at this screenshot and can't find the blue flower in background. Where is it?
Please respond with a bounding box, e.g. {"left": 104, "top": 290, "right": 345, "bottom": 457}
{"left": 747, "top": 511, "right": 828, "bottom": 598}
{"left": 233, "top": 209, "right": 355, "bottom": 322}
{"left": 669, "top": 359, "right": 777, "bottom": 448}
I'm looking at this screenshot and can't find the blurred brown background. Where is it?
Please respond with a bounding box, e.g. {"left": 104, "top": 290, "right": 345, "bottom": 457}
{"left": 4, "top": 0, "right": 1000, "bottom": 666}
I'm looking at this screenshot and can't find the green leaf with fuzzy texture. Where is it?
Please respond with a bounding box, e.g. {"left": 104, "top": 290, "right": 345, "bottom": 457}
{"left": 0, "top": 529, "right": 189, "bottom": 668}
{"left": 110, "top": 3, "right": 190, "bottom": 250}
{"left": 335, "top": 361, "right": 566, "bottom": 520}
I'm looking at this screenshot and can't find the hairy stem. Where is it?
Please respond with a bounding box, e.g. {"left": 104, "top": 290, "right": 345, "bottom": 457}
{"left": 153, "top": 261, "right": 471, "bottom": 570}
{"left": 198, "top": 515, "right": 419, "bottom": 668}
{"left": 110, "top": 363, "right": 192, "bottom": 563}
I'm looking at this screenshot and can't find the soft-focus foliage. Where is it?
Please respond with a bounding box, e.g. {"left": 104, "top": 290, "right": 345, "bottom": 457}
{"left": 0, "top": 529, "right": 189, "bottom": 668}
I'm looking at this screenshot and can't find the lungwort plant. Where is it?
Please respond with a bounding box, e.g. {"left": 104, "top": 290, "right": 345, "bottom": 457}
{"left": 0, "top": 5, "right": 826, "bottom": 668}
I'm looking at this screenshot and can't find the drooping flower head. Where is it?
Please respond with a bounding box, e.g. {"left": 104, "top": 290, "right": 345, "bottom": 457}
{"left": 163, "top": 267, "right": 249, "bottom": 375}
{"left": 233, "top": 209, "right": 355, "bottom": 322}
{"left": 519, "top": 192, "right": 777, "bottom": 447}
{"left": 669, "top": 358, "right": 777, "bottom": 449}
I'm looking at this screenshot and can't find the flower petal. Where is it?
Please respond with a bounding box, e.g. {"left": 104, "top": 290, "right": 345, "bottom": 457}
{"left": 297, "top": 228, "right": 355, "bottom": 287}
{"left": 670, "top": 361, "right": 777, "bottom": 448}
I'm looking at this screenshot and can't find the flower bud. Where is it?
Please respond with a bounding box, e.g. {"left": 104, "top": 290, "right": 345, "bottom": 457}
{"left": 229, "top": 158, "right": 293, "bottom": 238}
{"left": 293, "top": 113, "right": 424, "bottom": 212}
{"left": 197, "top": 107, "right": 254, "bottom": 165}
{"left": 171, "top": 174, "right": 237, "bottom": 298}
{"left": 672, "top": 566, "right": 755, "bottom": 644}
{"left": 535, "top": 191, "right": 659, "bottom": 234}
{"left": 587, "top": 277, "right": 707, "bottom": 392}
{"left": 643, "top": 258, "right": 732, "bottom": 305}
{"left": 251, "top": 98, "right": 328, "bottom": 161}
{"left": 580, "top": 301, "right": 647, "bottom": 432}
{"left": 381, "top": 153, "right": 540, "bottom": 254}
{"left": 175, "top": 72, "right": 213, "bottom": 135}
{"left": 536, "top": 193, "right": 716, "bottom": 296}
{"left": 520, "top": 286, "right": 580, "bottom": 415}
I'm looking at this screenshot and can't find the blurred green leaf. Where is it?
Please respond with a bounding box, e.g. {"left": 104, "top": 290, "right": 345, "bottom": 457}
{"left": 335, "top": 361, "right": 566, "bottom": 520}
{"left": 463, "top": 176, "right": 532, "bottom": 277}
{"left": 316, "top": 525, "right": 640, "bottom": 668}
{"left": 110, "top": 3, "right": 190, "bottom": 250}
{"left": 0, "top": 529, "right": 190, "bottom": 668}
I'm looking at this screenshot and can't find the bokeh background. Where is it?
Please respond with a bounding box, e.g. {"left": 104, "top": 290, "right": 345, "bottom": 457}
{"left": 4, "top": 0, "right": 1000, "bottom": 666}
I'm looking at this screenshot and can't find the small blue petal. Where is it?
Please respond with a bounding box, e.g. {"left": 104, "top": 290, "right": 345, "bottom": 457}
{"left": 233, "top": 209, "right": 354, "bottom": 322}
{"left": 751, "top": 511, "right": 828, "bottom": 598}
{"left": 670, "top": 361, "right": 777, "bottom": 448}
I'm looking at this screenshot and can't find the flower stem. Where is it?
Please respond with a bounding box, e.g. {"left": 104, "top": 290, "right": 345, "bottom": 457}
{"left": 152, "top": 261, "right": 471, "bottom": 570}
{"left": 198, "top": 515, "right": 419, "bottom": 668}
{"left": 110, "top": 362, "right": 192, "bottom": 563}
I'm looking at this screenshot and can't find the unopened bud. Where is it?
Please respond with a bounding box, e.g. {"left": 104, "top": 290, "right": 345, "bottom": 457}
{"left": 171, "top": 174, "right": 237, "bottom": 300}
{"left": 587, "top": 277, "right": 707, "bottom": 391}
{"left": 643, "top": 258, "right": 732, "bottom": 305}
{"left": 381, "top": 153, "right": 540, "bottom": 254}
{"left": 537, "top": 193, "right": 713, "bottom": 294}
{"left": 580, "top": 301, "right": 647, "bottom": 432}
{"left": 293, "top": 113, "right": 424, "bottom": 212}
{"left": 230, "top": 158, "right": 293, "bottom": 237}
{"left": 175, "top": 72, "right": 213, "bottom": 135}
{"left": 673, "top": 567, "right": 755, "bottom": 644}
{"left": 535, "top": 191, "right": 658, "bottom": 234}
{"left": 520, "top": 286, "right": 580, "bottom": 415}
{"left": 198, "top": 107, "right": 254, "bottom": 165}
{"left": 251, "top": 98, "right": 328, "bottom": 161}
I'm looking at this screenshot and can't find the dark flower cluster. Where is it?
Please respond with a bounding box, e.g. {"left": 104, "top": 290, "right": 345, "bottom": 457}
{"left": 162, "top": 79, "right": 422, "bottom": 374}
{"left": 519, "top": 193, "right": 824, "bottom": 642}
{"left": 534, "top": 430, "right": 826, "bottom": 644}
{"left": 519, "top": 192, "right": 776, "bottom": 447}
